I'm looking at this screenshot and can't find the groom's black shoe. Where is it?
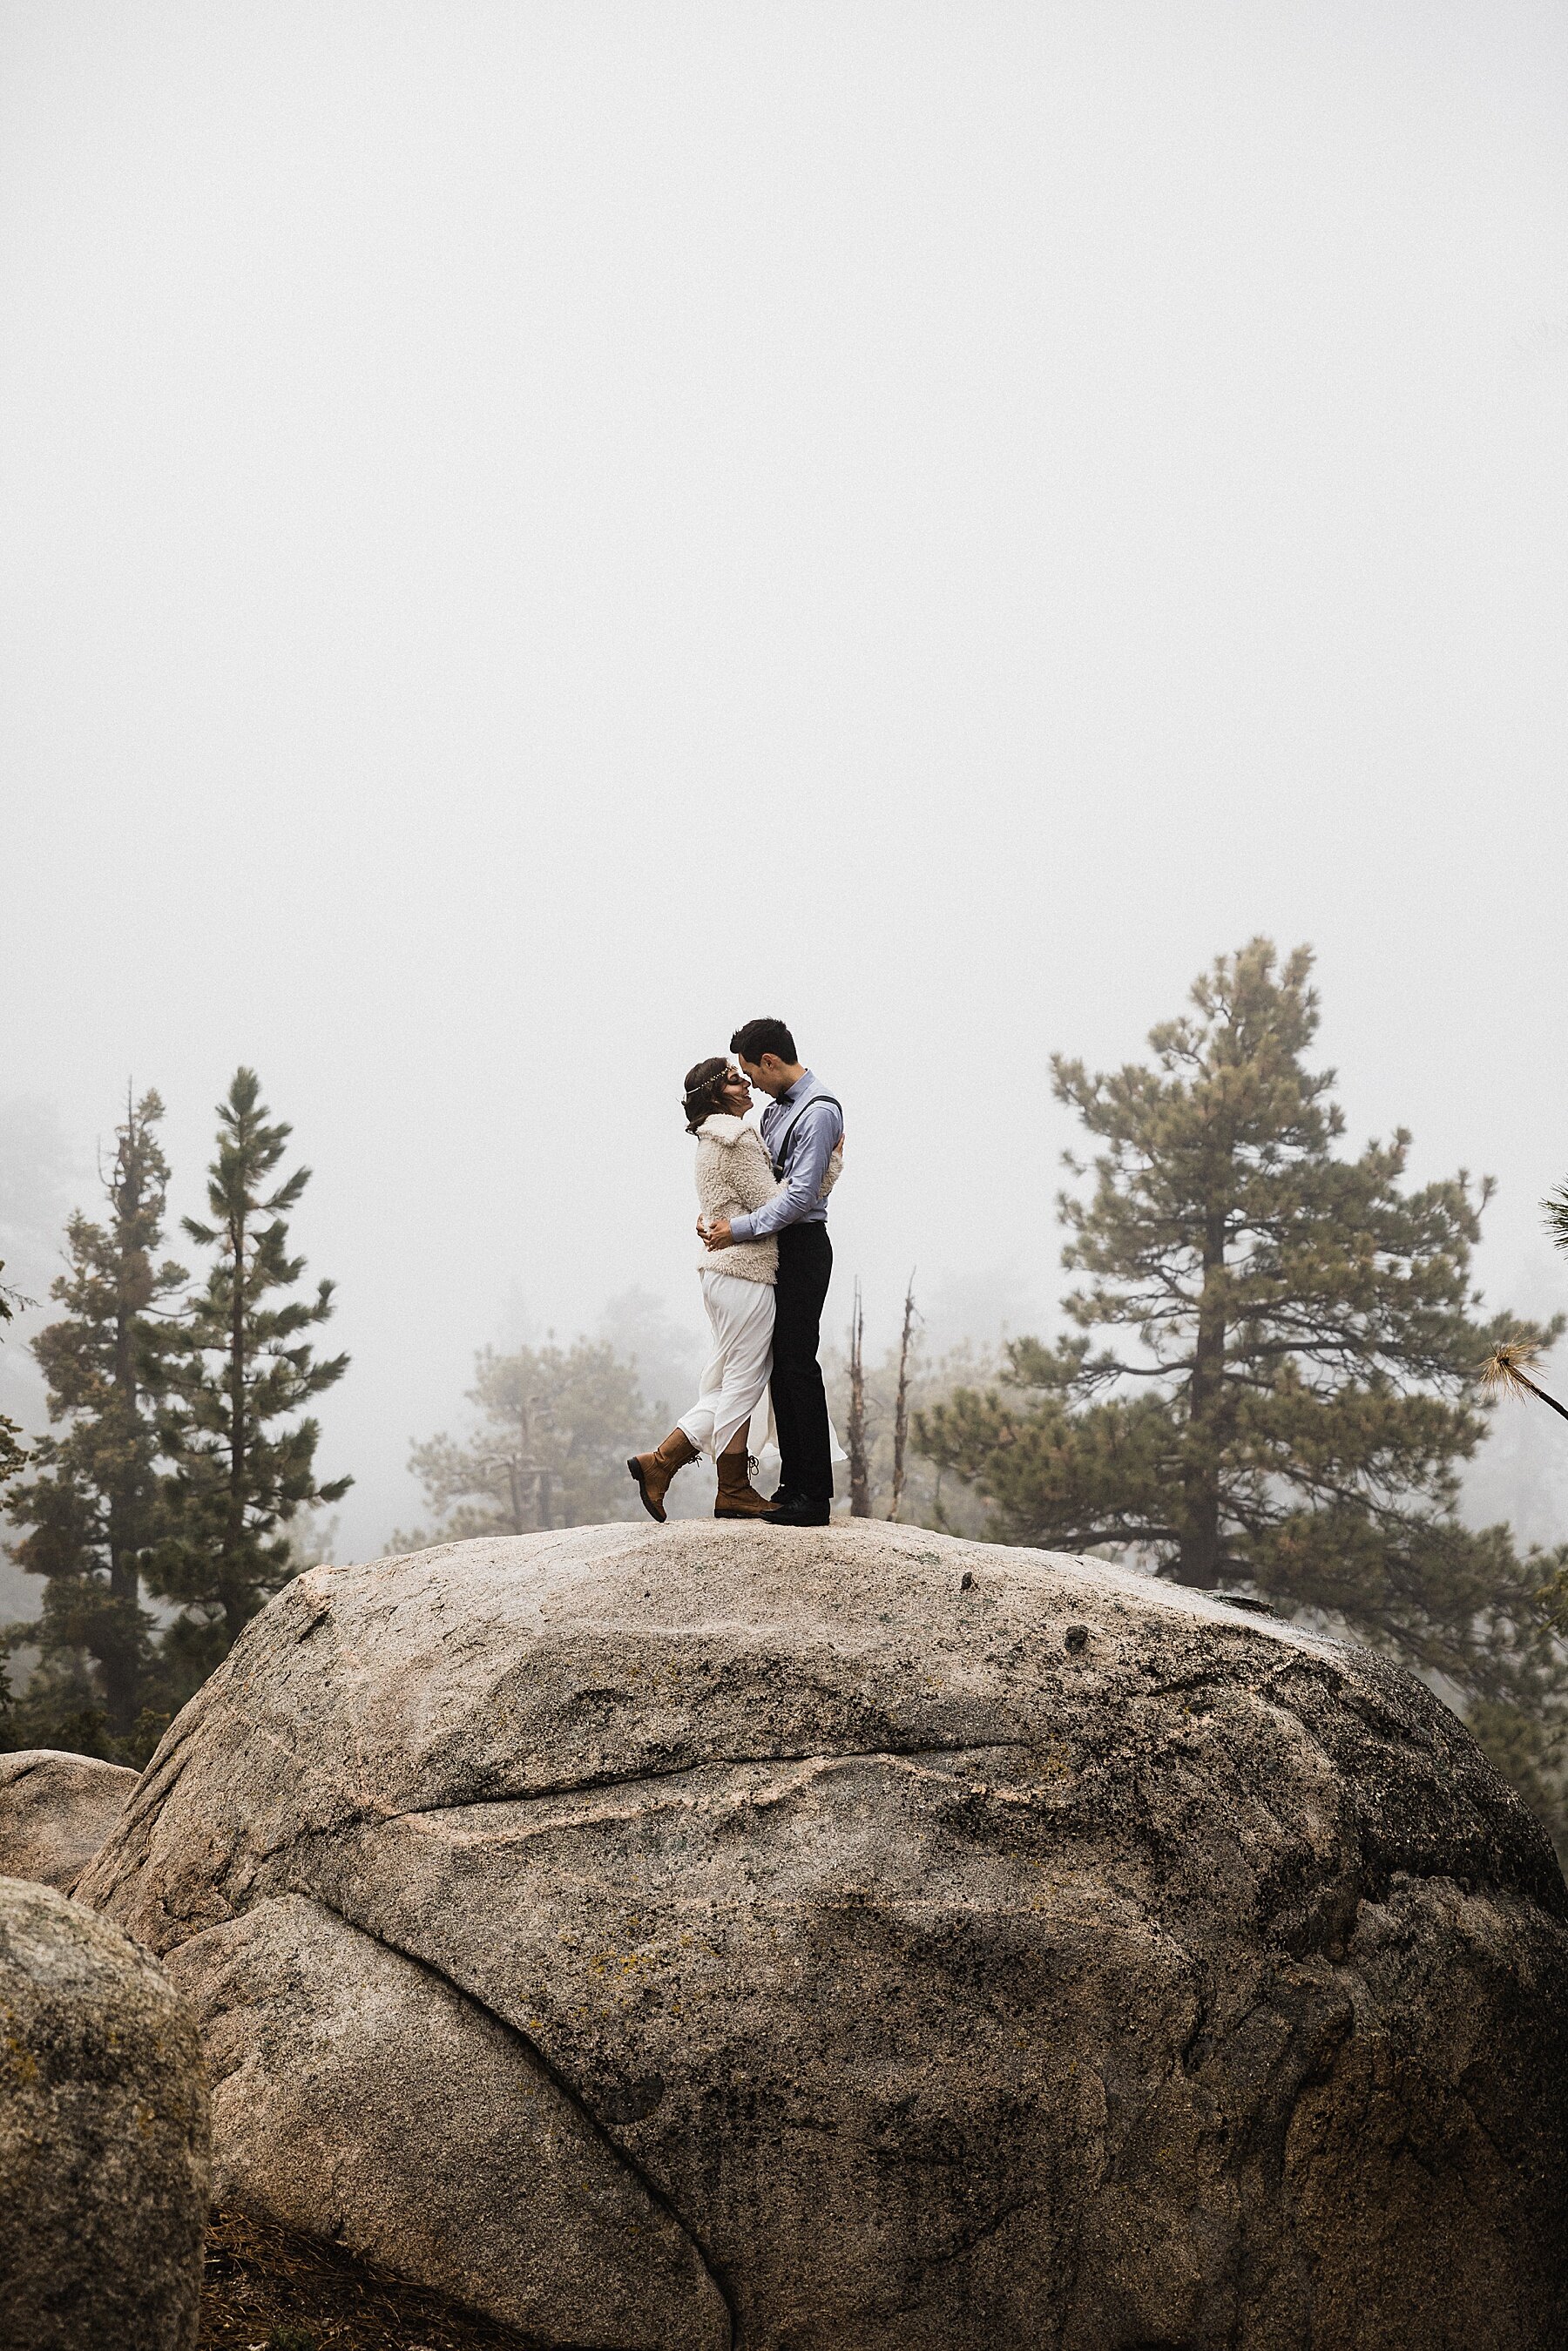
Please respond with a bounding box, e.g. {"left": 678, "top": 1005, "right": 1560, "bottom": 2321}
{"left": 761, "top": 1495, "right": 832, "bottom": 1527}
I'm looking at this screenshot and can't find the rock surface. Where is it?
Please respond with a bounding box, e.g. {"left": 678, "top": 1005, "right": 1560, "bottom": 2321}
{"left": 0, "top": 1747, "right": 138, "bottom": 1890}
{"left": 0, "top": 1873, "right": 211, "bottom": 2351}
{"left": 79, "top": 1522, "right": 1568, "bottom": 2351}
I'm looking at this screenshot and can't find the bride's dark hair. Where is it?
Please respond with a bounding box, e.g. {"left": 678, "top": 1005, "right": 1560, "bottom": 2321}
{"left": 682, "top": 1057, "right": 733, "bottom": 1134}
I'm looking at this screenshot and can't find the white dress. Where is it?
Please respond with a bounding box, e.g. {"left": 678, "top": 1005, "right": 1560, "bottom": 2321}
{"left": 679, "top": 1269, "right": 780, "bottom": 1463}
{"left": 676, "top": 1115, "right": 845, "bottom": 1468}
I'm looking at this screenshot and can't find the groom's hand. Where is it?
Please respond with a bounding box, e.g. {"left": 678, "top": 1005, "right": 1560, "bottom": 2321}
{"left": 704, "top": 1219, "right": 735, "bottom": 1251}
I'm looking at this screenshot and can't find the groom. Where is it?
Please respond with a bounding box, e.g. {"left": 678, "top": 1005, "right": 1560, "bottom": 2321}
{"left": 702, "top": 1017, "right": 842, "bottom": 1527}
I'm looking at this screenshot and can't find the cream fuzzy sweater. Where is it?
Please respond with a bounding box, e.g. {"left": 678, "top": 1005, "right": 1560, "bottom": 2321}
{"left": 693, "top": 1115, "right": 841, "bottom": 1285}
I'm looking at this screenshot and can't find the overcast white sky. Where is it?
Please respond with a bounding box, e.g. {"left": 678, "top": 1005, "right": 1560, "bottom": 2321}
{"left": 3, "top": 2, "right": 1567, "bottom": 1562}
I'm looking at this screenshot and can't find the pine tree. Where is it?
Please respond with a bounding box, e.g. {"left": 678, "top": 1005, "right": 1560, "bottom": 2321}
{"left": 0, "top": 1262, "right": 33, "bottom": 1741}
{"left": 919, "top": 940, "right": 1565, "bottom": 1702}
{"left": 392, "top": 1340, "right": 650, "bottom": 1548}
{"left": 7, "top": 1091, "right": 183, "bottom": 1740}
{"left": 0, "top": 1262, "right": 29, "bottom": 1502}
{"left": 152, "top": 1069, "right": 349, "bottom": 1680}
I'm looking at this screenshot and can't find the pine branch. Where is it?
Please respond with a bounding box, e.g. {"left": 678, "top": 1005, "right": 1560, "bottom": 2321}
{"left": 1544, "top": 1183, "right": 1568, "bottom": 1259}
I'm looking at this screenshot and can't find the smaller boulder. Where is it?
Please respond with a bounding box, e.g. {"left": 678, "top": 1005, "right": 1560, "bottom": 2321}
{"left": 0, "top": 1875, "right": 210, "bottom": 2351}
{"left": 0, "top": 1749, "right": 138, "bottom": 1891}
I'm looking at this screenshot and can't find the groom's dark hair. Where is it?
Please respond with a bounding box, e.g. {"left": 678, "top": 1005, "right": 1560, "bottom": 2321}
{"left": 730, "top": 1017, "right": 796, "bottom": 1064}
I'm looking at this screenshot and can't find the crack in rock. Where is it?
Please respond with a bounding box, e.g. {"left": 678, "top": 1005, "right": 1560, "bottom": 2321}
{"left": 299, "top": 1886, "right": 739, "bottom": 2350}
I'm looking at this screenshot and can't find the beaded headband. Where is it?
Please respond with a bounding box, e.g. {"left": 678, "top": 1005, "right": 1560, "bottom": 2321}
{"left": 682, "top": 1062, "right": 743, "bottom": 1129}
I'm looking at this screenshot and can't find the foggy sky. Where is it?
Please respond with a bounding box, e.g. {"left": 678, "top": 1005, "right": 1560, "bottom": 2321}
{"left": 4, "top": 2, "right": 1567, "bottom": 1566}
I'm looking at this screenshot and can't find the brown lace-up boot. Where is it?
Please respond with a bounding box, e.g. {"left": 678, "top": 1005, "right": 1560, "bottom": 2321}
{"left": 713, "top": 1433, "right": 774, "bottom": 1519}
{"left": 626, "top": 1429, "right": 699, "bottom": 1523}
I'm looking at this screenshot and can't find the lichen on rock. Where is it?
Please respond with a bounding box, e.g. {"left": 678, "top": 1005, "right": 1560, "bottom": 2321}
{"left": 0, "top": 1872, "right": 210, "bottom": 2351}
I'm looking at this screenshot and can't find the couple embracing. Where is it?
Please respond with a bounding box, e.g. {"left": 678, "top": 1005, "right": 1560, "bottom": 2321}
{"left": 627, "top": 1017, "right": 843, "bottom": 1530}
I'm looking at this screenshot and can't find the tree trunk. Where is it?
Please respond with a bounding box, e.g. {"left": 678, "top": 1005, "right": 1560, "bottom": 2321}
{"left": 1177, "top": 1206, "right": 1227, "bottom": 1587}
{"left": 225, "top": 1201, "right": 247, "bottom": 1636}
{"left": 887, "top": 1275, "right": 917, "bottom": 1523}
{"left": 847, "top": 1281, "right": 871, "bottom": 1517}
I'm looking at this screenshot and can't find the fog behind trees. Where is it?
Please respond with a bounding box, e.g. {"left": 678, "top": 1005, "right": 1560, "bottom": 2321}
{"left": 4, "top": 3, "right": 1568, "bottom": 1584}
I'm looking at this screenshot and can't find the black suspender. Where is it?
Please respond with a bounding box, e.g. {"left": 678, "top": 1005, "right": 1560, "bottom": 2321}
{"left": 768, "top": 1091, "right": 843, "bottom": 1179}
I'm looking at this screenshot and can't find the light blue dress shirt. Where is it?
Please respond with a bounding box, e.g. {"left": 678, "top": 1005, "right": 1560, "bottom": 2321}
{"left": 729, "top": 1070, "right": 843, "bottom": 1243}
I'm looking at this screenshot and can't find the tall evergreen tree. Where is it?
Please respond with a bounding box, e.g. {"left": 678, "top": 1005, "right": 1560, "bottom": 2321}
{"left": 919, "top": 940, "right": 1565, "bottom": 1703}
{"left": 7, "top": 1092, "right": 183, "bottom": 1738}
{"left": 152, "top": 1069, "right": 349, "bottom": 1679}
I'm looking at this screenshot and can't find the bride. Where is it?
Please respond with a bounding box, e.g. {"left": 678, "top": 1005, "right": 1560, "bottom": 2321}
{"left": 627, "top": 1056, "right": 841, "bottom": 1523}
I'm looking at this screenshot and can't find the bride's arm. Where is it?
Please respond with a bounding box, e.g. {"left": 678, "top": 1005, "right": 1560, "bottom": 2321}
{"left": 704, "top": 1125, "right": 837, "bottom": 1250}
{"left": 733, "top": 1129, "right": 782, "bottom": 1213}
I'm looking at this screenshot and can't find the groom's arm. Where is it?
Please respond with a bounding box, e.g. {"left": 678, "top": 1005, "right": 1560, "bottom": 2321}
{"left": 727, "top": 1103, "right": 843, "bottom": 1244}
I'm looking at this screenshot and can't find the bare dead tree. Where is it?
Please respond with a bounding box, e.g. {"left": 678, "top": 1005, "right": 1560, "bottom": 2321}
{"left": 887, "top": 1271, "right": 918, "bottom": 1523}
{"left": 847, "top": 1278, "right": 872, "bottom": 1517}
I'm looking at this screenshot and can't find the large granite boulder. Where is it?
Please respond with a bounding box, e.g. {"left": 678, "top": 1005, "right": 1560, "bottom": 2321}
{"left": 0, "top": 1748, "right": 138, "bottom": 1890}
{"left": 0, "top": 1874, "right": 210, "bottom": 2351}
{"left": 78, "top": 1523, "right": 1568, "bottom": 2350}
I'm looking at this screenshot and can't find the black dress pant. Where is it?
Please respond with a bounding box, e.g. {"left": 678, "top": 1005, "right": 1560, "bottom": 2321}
{"left": 772, "top": 1221, "right": 835, "bottom": 1503}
